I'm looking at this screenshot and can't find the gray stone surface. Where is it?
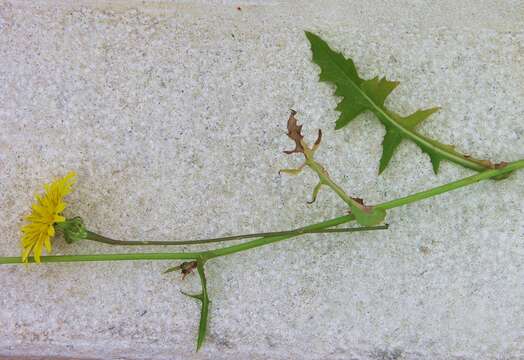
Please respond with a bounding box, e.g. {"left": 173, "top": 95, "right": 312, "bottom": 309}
{"left": 0, "top": 0, "right": 523, "bottom": 359}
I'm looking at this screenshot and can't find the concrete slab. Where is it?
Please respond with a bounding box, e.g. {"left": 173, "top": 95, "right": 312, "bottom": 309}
{"left": 0, "top": 1, "right": 523, "bottom": 359}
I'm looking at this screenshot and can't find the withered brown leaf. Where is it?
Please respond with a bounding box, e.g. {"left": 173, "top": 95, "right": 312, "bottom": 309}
{"left": 284, "top": 110, "right": 305, "bottom": 155}
{"left": 314, "top": 129, "right": 322, "bottom": 146}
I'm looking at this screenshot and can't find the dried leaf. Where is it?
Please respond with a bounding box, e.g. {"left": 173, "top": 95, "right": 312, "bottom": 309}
{"left": 281, "top": 111, "right": 385, "bottom": 226}
{"left": 314, "top": 129, "right": 322, "bottom": 146}
{"left": 284, "top": 110, "right": 305, "bottom": 155}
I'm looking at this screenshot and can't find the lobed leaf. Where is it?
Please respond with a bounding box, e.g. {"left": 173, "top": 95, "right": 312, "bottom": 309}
{"left": 305, "top": 31, "right": 508, "bottom": 175}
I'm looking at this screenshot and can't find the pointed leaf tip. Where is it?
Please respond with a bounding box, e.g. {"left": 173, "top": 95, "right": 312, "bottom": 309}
{"left": 378, "top": 160, "right": 387, "bottom": 175}
{"left": 181, "top": 291, "right": 203, "bottom": 301}
{"left": 430, "top": 154, "right": 442, "bottom": 174}
{"left": 305, "top": 30, "right": 319, "bottom": 41}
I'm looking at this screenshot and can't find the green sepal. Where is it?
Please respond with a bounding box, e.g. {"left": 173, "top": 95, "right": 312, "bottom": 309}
{"left": 55, "top": 217, "right": 88, "bottom": 244}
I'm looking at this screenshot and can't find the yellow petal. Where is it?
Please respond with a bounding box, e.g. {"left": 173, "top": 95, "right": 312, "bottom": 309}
{"left": 31, "top": 203, "right": 46, "bottom": 216}
{"left": 22, "top": 234, "right": 37, "bottom": 247}
{"left": 44, "top": 236, "right": 52, "bottom": 253}
{"left": 21, "top": 247, "right": 31, "bottom": 263}
{"left": 33, "top": 238, "right": 43, "bottom": 263}
{"left": 55, "top": 202, "right": 66, "bottom": 213}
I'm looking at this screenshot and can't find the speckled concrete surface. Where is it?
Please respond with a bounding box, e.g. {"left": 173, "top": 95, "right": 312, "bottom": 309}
{"left": 0, "top": 1, "right": 523, "bottom": 359}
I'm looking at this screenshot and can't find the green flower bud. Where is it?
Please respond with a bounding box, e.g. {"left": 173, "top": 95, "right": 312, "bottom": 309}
{"left": 55, "top": 217, "right": 88, "bottom": 244}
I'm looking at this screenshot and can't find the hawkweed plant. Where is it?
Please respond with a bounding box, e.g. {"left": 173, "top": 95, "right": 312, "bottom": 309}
{"left": 1, "top": 32, "right": 522, "bottom": 350}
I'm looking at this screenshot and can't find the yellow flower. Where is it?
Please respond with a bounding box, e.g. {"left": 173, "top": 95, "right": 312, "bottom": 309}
{"left": 20, "top": 172, "right": 77, "bottom": 263}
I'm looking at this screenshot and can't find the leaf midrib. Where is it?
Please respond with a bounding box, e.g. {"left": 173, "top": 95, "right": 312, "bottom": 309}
{"left": 329, "top": 51, "right": 487, "bottom": 172}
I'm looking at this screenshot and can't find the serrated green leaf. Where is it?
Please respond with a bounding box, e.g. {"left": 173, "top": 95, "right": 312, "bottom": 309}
{"left": 305, "top": 31, "right": 501, "bottom": 175}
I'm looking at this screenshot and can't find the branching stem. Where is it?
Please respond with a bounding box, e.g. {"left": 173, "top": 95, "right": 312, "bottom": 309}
{"left": 1, "top": 159, "right": 521, "bottom": 265}
{"left": 305, "top": 157, "right": 358, "bottom": 208}
{"left": 2, "top": 159, "right": 521, "bottom": 352}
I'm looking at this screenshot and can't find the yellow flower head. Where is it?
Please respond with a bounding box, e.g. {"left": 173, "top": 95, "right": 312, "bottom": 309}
{"left": 21, "top": 172, "right": 77, "bottom": 263}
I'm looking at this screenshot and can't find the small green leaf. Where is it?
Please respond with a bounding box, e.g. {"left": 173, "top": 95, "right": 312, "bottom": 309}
{"left": 181, "top": 291, "right": 203, "bottom": 301}
{"left": 307, "top": 182, "right": 323, "bottom": 204}
{"left": 164, "top": 265, "right": 183, "bottom": 274}
{"left": 195, "top": 262, "right": 210, "bottom": 351}
{"left": 305, "top": 31, "right": 503, "bottom": 175}
{"left": 279, "top": 166, "right": 305, "bottom": 176}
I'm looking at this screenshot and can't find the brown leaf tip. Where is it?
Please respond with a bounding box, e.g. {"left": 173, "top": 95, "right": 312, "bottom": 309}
{"left": 314, "top": 129, "right": 322, "bottom": 146}
{"left": 284, "top": 110, "right": 305, "bottom": 155}
{"left": 494, "top": 161, "right": 508, "bottom": 169}
{"left": 351, "top": 197, "right": 365, "bottom": 206}
{"left": 180, "top": 261, "right": 198, "bottom": 280}
{"left": 349, "top": 197, "right": 375, "bottom": 213}
{"left": 284, "top": 110, "right": 324, "bottom": 157}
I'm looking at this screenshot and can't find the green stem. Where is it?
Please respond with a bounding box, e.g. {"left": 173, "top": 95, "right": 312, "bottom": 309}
{"left": 0, "top": 159, "right": 522, "bottom": 265}
{"left": 84, "top": 226, "right": 388, "bottom": 246}
{"left": 0, "top": 252, "right": 199, "bottom": 264}
{"left": 377, "top": 160, "right": 523, "bottom": 209}
{"left": 205, "top": 214, "right": 355, "bottom": 259}
{"left": 359, "top": 86, "right": 488, "bottom": 172}
{"left": 306, "top": 157, "right": 359, "bottom": 209}
{"left": 303, "top": 150, "right": 387, "bottom": 226}
{"left": 0, "top": 225, "right": 384, "bottom": 264}
{"left": 208, "top": 159, "right": 523, "bottom": 258}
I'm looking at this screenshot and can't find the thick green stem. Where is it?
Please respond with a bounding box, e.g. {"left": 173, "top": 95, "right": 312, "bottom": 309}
{"left": 204, "top": 215, "right": 355, "bottom": 259}
{"left": 377, "top": 159, "right": 523, "bottom": 210}
{"left": 0, "top": 225, "right": 383, "bottom": 264}
{"left": 304, "top": 151, "right": 387, "bottom": 226}
{"left": 0, "top": 252, "right": 199, "bottom": 264}
{"left": 0, "top": 159, "right": 522, "bottom": 266}
{"left": 206, "top": 159, "right": 523, "bottom": 259}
